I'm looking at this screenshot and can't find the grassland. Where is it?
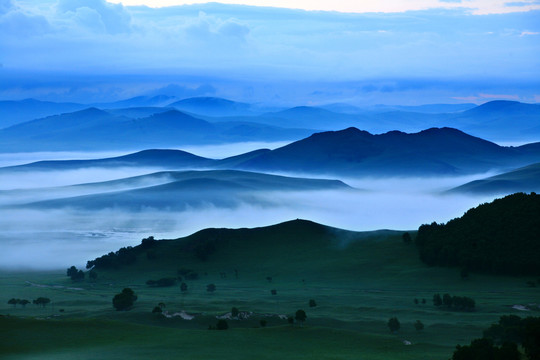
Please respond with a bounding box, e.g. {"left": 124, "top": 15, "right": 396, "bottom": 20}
{"left": 1, "top": 220, "right": 538, "bottom": 359}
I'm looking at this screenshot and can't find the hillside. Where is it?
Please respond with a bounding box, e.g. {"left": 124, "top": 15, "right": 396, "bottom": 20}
{"left": 415, "top": 192, "right": 540, "bottom": 275}
{"left": 0, "top": 149, "right": 215, "bottom": 172}
{"left": 18, "top": 170, "right": 351, "bottom": 210}
{"left": 231, "top": 127, "right": 540, "bottom": 176}
{"left": 87, "top": 219, "right": 400, "bottom": 278}
{"left": 449, "top": 163, "right": 540, "bottom": 195}
{"left": 169, "top": 97, "right": 255, "bottom": 116}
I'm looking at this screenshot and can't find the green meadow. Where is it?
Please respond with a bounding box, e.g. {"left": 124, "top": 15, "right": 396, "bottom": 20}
{"left": 1, "top": 220, "right": 538, "bottom": 359}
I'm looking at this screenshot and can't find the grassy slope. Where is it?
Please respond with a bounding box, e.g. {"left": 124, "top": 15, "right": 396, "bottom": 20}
{"left": 1, "top": 220, "right": 539, "bottom": 359}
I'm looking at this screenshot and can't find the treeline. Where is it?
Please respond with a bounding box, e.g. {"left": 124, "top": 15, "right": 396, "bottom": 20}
{"left": 433, "top": 293, "right": 475, "bottom": 311}
{"left": 415, "top": 192, "right": 540, "bottom": 275}
{"left": 86, "top": 233, "right": 219, "bottom": 270}
{"left": 452, "top": 315, "right": 540, "bottom": 360}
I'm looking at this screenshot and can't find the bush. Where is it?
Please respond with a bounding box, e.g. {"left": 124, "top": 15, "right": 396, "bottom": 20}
{"left": 414, "top": 320, "right": 424, "bottom": 331}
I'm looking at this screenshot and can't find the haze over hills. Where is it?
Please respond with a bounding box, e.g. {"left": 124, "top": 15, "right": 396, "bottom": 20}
{"left": 169, "top": 97, "right": 259, "bottom": 117}
{"left": 2, "top": 97, "right": 539, "bottom": 145}
{"left": 448, "top": 162, "right": 540, "bottom": 195}
{"left": 3, "top": 127, "right": 539, "bottom": 177}
{"left": 14, "top": 170, "right": 351, "bottom": 211}
{"left": 0, "top": 108, "right": 314, "bottom": 152}
{"left": 0, "top": 99, "right": 88, "bottom": 128}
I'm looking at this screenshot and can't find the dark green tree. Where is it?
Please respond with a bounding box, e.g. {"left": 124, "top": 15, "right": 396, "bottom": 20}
{"left": 295, "top": 309, "right": 307, "bottom": 326}
{"left": 216, "top": 319, "right": 228, "bottom": 330}
{"left": 414, "top": 320, "right": 424, "bottom": 331}
{"left": 443, "top": 293, "right": 453, "bottom": 308}
{"left": 8, "top": 298, "right": 19, "bottom": 307}
{"left": 33, "top": 297, "right": 51, "bottom": 308}
{"left": 112, "top": 288, "right": 137, "bottom": 311}
{"left": 19, "top": 299, "right": 30, "bottom": 308}
{"left": 433, "top": 293, "right": 442, "bottom": 307}
{"left": 402, "top": 232, "right": 412, "bottom": 244}
{"left": 231, "top": 307, "right": 239, "bottom": 318}
{"left": 206, "top": 283, "right": 216, "bottom": 293}
{"left": 180, "top": 282, "right": 188, "bottom": 293}
{"left": 309, "top": 299, "right": 317, "bottom": 307}
{"left": 388, "top": 317, "right": 400, "bottom": 333}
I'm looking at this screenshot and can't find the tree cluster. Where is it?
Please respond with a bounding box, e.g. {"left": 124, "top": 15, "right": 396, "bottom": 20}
{"left": 87, "top": 246, "right": 137, "bottom": 269}
{"left": 67, "top": 266, "right": 85, "bottom": 281}
{"left": 415, "top": 193, "right": 540, "bottom": 275}
{"left": 7, "top": 298, "right": 30, "bottom": 307}
{"left": 452, "top": 315, "right": 540, "bottom": 360}
{"left": 32, "top": 297, "right": 51, "bottom": 307}
{"left": 146, "top": 278, "right": 177, "bottom": 287}
{"left": 433, "top": 293, "right": 475, "bottom": 311}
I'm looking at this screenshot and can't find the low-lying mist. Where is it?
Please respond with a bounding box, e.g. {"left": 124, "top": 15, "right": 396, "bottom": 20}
{"left": 0, "top": 181, "right": 495, "bottom": 270}
{"left": 0, "top": 148, "right": 500, "bottom": 270}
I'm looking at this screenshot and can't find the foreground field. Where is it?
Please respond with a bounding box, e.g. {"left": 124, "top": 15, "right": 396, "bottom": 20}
{"left": 1, "top": 220, "right": 538, "bottom": 359}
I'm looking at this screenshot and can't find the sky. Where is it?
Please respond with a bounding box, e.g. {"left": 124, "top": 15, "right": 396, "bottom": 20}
{"left": 0, "top": 0, "right": 539, "bottom": 105}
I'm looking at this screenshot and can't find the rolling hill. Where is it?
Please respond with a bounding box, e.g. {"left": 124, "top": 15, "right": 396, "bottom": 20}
{"left": 0, "top": 149, "right": 215, "bottom": 172}
{"left": 449, "top": 162, "right": 540, "bottom": 195}
{"left": 168, "top": 97, "right": 255, "bottom": 117}
{"left": 16, "top": 170, "right": 352, "bottom": 210}
{"left": 0, "top": 98, "right": 88, "bottom": 128}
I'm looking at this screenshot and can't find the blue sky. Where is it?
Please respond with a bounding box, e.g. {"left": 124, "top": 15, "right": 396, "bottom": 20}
{"left": 0, "top": 0, "right": 539, "bottom": 105}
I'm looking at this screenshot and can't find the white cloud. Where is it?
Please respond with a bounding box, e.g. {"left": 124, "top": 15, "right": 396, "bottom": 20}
{"left": 56, "top": 0, "right": 132, "bottom": 34}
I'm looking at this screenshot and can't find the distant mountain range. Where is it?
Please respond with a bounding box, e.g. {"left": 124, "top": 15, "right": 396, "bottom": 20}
{"left": 0, "top": 108, "right": 313, "bottom": 152}
{"left": 9, "top": 170, "right": 351, "bottom": 210}
{"left": 3, "top": 127, "right": 540, "bottom": 177}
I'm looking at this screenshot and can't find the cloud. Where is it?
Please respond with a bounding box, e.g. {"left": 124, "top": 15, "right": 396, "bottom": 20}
{"left": 0, "top": 10, "right": 51, "bottom": 37}
{"left": 0, "top": 0, "right": 13, "bottom": 14}
{"left": 520, "top": 30, "right": 539, "bottom": 36}
{"left": 56, "top": 0, "right": 132, "bottom": 34}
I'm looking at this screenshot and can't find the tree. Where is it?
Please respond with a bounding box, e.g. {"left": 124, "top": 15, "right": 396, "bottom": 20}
{"left": 415, "top": 320, "right": 424, "bottom": 331}
{"left": 388, "top": 317, "right": 400, "bottom": 333}
{"left": 152, "top": 306, "right": 162, "bottom": 314}
{"left": 8, "top": 298, "right": 19, "bottom": 307}
{"left": 216, "top": 319, "right": 228, "bottom": 330}
{"left": 402, "top": 232, "right": 412, "bottom": 244}
{"left": 66, "top": 266, "right": 84, "bottom": 281}
{"left": 271, "top": 289, "right": 277, "bottom": 295}
{"left": 309, "top": 299, "right": 317, "bottom": 307}
{"left": 443, "top": 293, "right": 453, "bottom": 308}
{"left": 180, "top": 282, "right": 188, "bottom": 293}
{"left": 19, "top": 299, "right": 30, "bottom": 308}
{"left": 231, "top": 307, "right": 240, "bottom": 318}
{"left": 433, "top": 293, "right": 442, "bottom": 307}
{"left": 295, "top": 309, "right": 307, "bottom": 326}
{"left": 260, "top": 319, "right": 267, "bottom": 327}
{"left": 206, "top": 283, "right": 216, "bottom": 293}
{"left": 112, "top": 288, "right": 137, "bottom": 311}
{"left": 33, "top": 297, "right": 51, "bottom": 308}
